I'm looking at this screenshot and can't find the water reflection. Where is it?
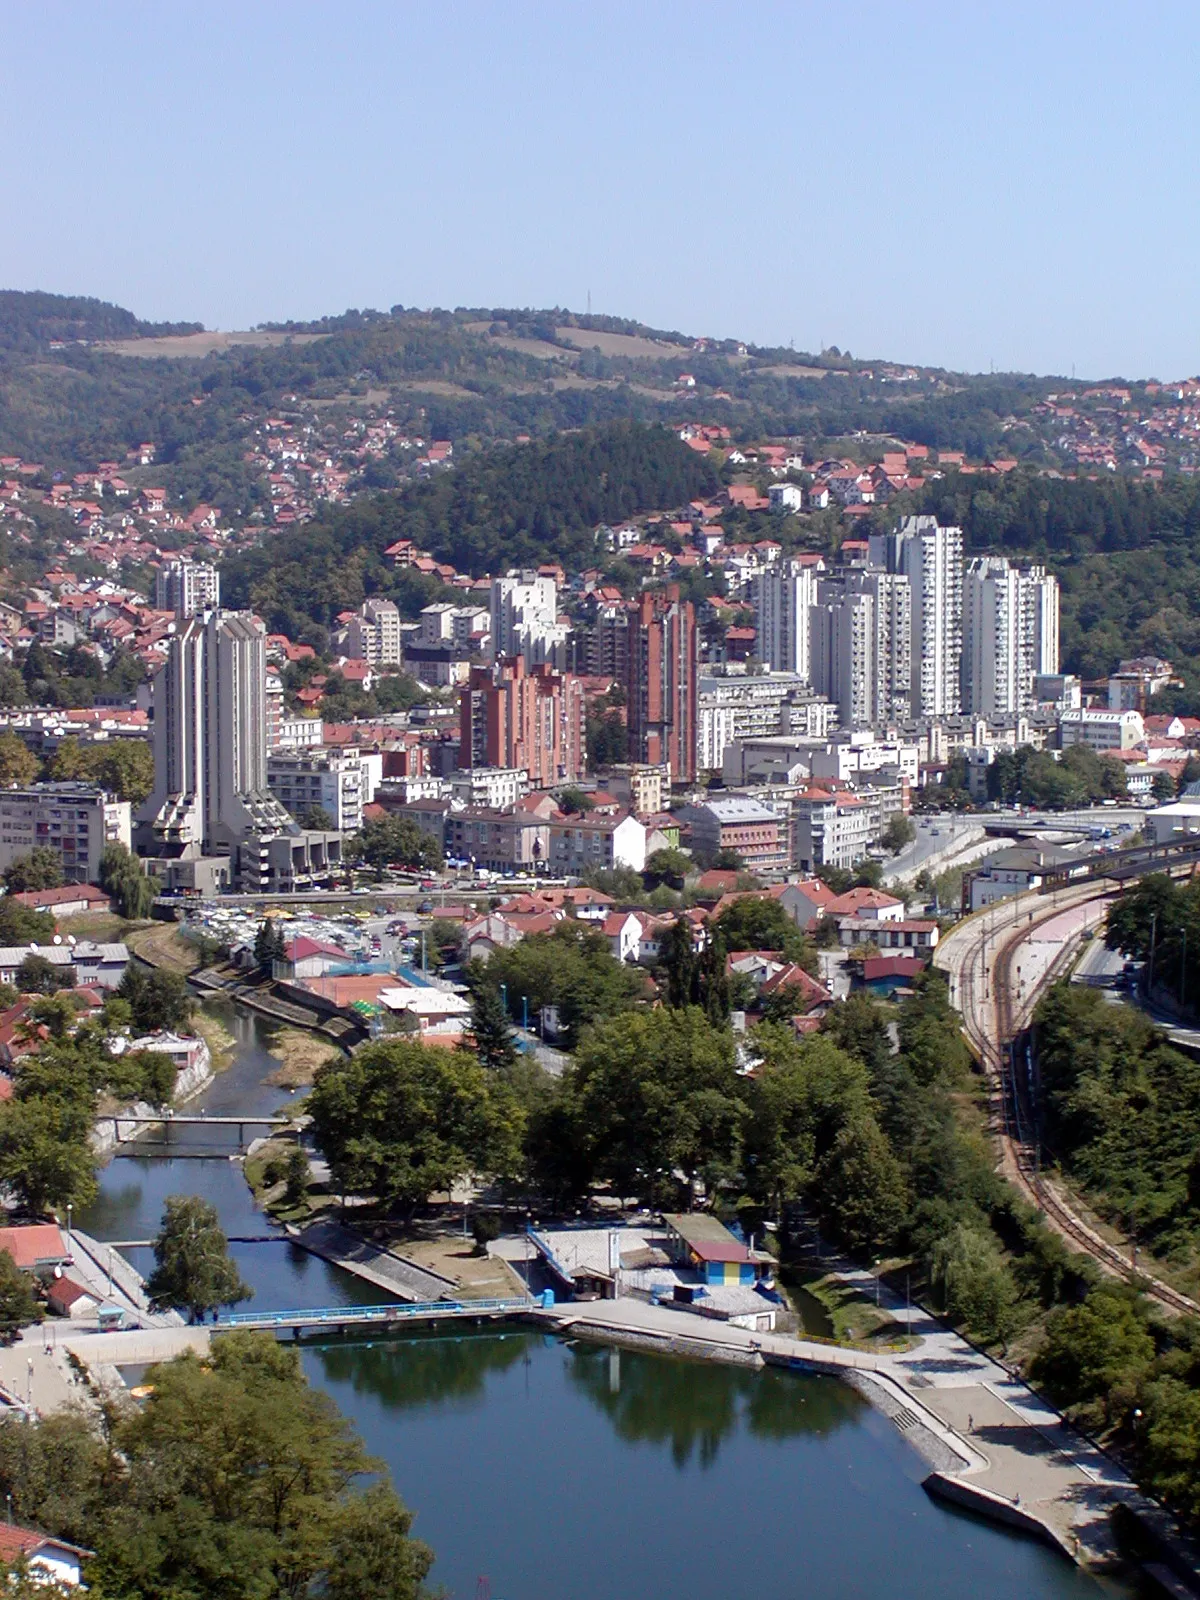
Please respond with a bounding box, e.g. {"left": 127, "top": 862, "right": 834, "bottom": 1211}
{"left": 313, "top": 1328, "right": 531, "bottom": 1411}
{"left": 566, "top": 1344, "right": 855, "bottom": 1468}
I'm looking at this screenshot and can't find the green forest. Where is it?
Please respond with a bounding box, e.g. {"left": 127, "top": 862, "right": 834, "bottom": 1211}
{"left": 220, "top": 421, "right": 717, "bottom": 635}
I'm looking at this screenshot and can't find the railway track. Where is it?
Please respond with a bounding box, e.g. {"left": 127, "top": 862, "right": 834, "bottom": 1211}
{"left": 951, "top": 888, "right": 1200, "bottom": 1317}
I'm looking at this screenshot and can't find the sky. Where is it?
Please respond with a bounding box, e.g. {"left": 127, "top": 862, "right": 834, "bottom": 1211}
{"left": 2, "top": 0, "right": 1198, "bottom": 379}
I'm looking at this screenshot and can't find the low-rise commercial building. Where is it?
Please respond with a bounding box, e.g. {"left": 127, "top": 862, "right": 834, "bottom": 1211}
{"left": 675, "top": 797, "right": 790, "bottom": 875}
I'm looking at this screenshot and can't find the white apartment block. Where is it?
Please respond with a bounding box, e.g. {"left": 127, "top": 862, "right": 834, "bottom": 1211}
{"left": 1058, "top": 708, "right": 1144, "bottom": 752}
{"left": 809, "top": 730, "right": 921, "bottom": 787}
{"left": 963, "top": 557, "right": 1059, "bottom": 716}
{"left": 697, "top": 672, "right": 818, "bottom": 772}
{"left": 811, "top": 590, "right": 876, "bottom": 729}
{"left": 138, "top": 609, "right": 296, "bottom": 855}
{"left": 0, "top": 783, "right": 130, "bottom": 883}
{"left": 491, "top": 571, "right": 568, "bottom": 667}
{"left": 267, "top": 748, "right": 366, "bottom": 832}
{"left": 419, "top": 603, "right": 490, "bottom": 651}
{"left": 449, "top": 766, "right": 528, "bottom": 811}
{"left": 346, "top": 598, "right": 403, "bottom": 666}
{"left": 872, "top": 516, "right": 963, "bottom": 717}
{"left": 752, "top": 558, "right": 820, "bottom": 675}
{"left": 155, "top": 558, "right": 219, "bottom": 618}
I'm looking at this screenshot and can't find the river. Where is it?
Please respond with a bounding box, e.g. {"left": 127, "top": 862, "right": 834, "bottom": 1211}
{"left": 79, "top": 1003, "right": 1142, "bottom": 1600}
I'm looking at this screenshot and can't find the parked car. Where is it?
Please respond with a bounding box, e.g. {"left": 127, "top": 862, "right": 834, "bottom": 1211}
{"left": 416, "top": 899, "right": 434, "bottom": 915}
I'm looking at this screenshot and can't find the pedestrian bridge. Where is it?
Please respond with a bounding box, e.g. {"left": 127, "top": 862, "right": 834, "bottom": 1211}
{"left": 213, "top": 1295, "right": 539, "bottom": 1335}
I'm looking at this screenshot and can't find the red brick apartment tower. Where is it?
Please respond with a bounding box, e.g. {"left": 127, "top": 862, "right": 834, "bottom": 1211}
{"left": 459, "top": 658, "right": 585, "bottom": 787}
{"left": 627, "top": 585, "right": 697, "bottom": 784}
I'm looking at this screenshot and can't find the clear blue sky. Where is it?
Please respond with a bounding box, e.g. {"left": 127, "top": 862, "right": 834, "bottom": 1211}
{"left": 3, "top": 0, "right": 1196, "bottom": 379}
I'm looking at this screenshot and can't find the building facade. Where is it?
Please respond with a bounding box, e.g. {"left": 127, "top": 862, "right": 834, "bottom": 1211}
{"left": 155, "top": 558, "right": 220, "bottom": 618}
{"left": 345, "top": 598, "right": 402, "bottom": 666}
{"left": 752, "top": 558, "right": 820, "bottom": 676}
{"left": 962, "top": 557, "right": 1060, "bottom": 717}
{"left": 0, "top": 783, "right": 130, "bottom": 883}
{"left": 458, "top": 657, "right": 586, "bottom": 787}
{"left": 627, "top": 585, "right": 698, "bottom": 784}
{"left": 267, "top": 747, "right": 366, "bottom": 832}
{"left": 871, "top": 516, "right": 963, "bottom": 717}
{"left": 491, "top": 571, "right": 567, "bottom": 666}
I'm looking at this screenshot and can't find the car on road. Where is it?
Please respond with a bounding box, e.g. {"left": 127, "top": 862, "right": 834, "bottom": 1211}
{"left": 416, "top": 899, "right": 434, "bottom": 914}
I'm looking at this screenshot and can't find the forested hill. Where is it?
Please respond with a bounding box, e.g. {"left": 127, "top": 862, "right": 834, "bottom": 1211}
{"left": 0, "top": 290, "right": 201, "bottom": 352}
{"left": 220, "top": 421, "right": 718, "bottom": 636}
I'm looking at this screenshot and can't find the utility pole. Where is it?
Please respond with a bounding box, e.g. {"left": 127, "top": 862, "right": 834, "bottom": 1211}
{"left": 1148, "top": 912, "right": 1158, "bottom": 997}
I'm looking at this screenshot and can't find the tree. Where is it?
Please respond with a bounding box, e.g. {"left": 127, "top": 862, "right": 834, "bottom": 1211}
{"left": 0, "top": 1096, "right": 97, "bottom": 1212}
{"left": 0, "top": 900, "right": 54, "bottom": 947}
{"left": 556, "top": 786, "right": 594, "bottom": 815}
{"left": 1153, "top": 769, "right": 1178, "bottom": 803}
{"left": 116, "top": 964, "right": 194, "bottom": 1032}
{"left": 881, "top": 813, "right": 915, "bottom": 852}
{"left": 0, "top": 732, "right": 37, "bottom": 789}
{"left": 349, "top": 814, "right": 442, "bottom": 878}
{"left": 569, "top": 1007, "right": 745, "bottom": 1204}
{"left": 299, "top": 802, "right": 335, "bottom": 829}
{"left": 713, "top": 894, "right": 815, "bottom": 968}
{"left": 463, "top": 969, "right": 518, "bottom": 1072}
{"left": 1032, "top": 1285, "right": 1154, "bottom": 1424}
{"left": 253, "top": 917, "right": 286, "bottom": 973}
{"left": 470, "top": 1212, "right": 503, "bottom": 1255}
{"left": 283, "top": 1145, "right": 309, "bottom": 1207}
{"left": 813, "top": 1115, "right": 908, "bottom": 1254}
{"left": 145, "top": 1196, "right": 252, "bottom": 1320}
{"left": 308, "top": 1038, "right": 524, "bottom": 1211}
{"left": 0, "top": 1249, "right": 40, "bottom": 1344}
{"left": 644, "top": 847, "right": 691, "bottom": 887}
{"left": 15, "top": 954, "right": 67, "bottom": 995}
{"left": 929, "top": 1223, "right": 1020, "bottom": 1349}
{"left": 95, "top": 1334, "right": 433, "bottom": 1600}
{"left": 3, "top": 849, "right": 63, "bottom": 894}
{"left": 98, "top": 842, "right": 154, "bottom": 920}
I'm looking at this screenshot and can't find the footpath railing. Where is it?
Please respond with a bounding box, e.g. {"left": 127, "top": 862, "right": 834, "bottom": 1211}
{"left": 216, "top": 1296, "right": 534, "bottom": 1330}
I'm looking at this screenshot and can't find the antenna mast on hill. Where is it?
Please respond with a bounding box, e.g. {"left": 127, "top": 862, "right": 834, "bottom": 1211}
{"left": 587, "top": 288, "right": 592, "bottom": 316}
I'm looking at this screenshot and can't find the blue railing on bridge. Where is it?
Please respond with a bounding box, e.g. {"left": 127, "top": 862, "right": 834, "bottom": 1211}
{"left": 215, "top": 1295, "right": 534, "bottom": 1328}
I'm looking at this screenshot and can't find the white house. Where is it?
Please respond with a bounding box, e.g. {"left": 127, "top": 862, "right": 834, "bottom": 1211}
{"left": 0, "top": 1522, "right": 92, "bottom": 1586}
{"left": 600, "top": 911, "right": 642, "bottom": 964}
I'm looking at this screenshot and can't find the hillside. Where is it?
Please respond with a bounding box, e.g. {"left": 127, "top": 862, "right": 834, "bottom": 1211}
{"left": 220, "top": 420, "right": 719, "bottom": 636}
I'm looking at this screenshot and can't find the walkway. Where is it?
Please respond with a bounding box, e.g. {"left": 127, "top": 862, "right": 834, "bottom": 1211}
{"left": 292, "top": 1217, "right": 456, "bottom": 1301}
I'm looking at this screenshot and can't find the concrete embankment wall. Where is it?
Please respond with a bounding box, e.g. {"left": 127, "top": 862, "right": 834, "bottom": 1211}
{"left": 91, "top": 1042, "right": 214, "bottom": 1156}
{"left": 923, "top": 1473, "right": 1075, "bottom": 1558}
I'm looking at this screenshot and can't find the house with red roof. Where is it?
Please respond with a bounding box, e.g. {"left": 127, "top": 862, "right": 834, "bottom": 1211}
{"left": 0, "top": 1521, "right": 92, "bottom": 1587}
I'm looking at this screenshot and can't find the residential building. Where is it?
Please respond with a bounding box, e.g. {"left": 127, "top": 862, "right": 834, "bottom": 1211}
{"left": 1058, "top": 708, "right": 1145, "bottom": 751}
{"left": 809, "top": 729, "right": 920, "bottom": 787}
{"left": 810, "top": 587, "right": 876, "bottom": 728}
{"left": 793, "top": 783, "right": 903, "bottom": 872}
{"left": 458, "top": 657, "right": 585, "bottom": 787}
{"left": 0, "top": 783, "right": 130, "bottom": 883}
{"left": 598, "top": 763, "right": 668, "bottom": 816}
{"left": 138, "top": 609, "right": 295, "bottom": 856}
{"left": 628, "top": 585, "right": 698, "bottom": 783}
{"left": 448, "top": 766, "right": 528, "bottom": 811}
{"left": 1108, "top": 655, "right": 1176, "bottom": 711}
{"left": 345, "top": 598, "right": 402, "bottom": 666}
{"left": 675, "top": 797, "right": 790, "bottom": 875}
{"left": 155, "top": 557, "right": 219, "bottom": 617}
{"left": 136, "top": 609, "right": 340, "bottom": 891}
{"left": 267, "top": 747, "right": 366, "bottom": 832}
{"left": 962, "top": 557, "right": 1059, "bottom": 716}
{"left": 444, "top": 808, "right": 551, "bottom": 874}
{"left": 547, "top": 811, "right": 647, "bottom": 875}
{"left": 752, "top": 558, "right": 820, "bottom": 676}
{"left": 0, "top": 1522, "right": 91, "bottom": 1587}
{"left": 871, "top": 516, "right": 963, "bottom": 716}
{"left": 491, "top": 571, "right": 568, "bottom": 667}
{"left": 697, "top": 671, "right": 829, "bottom": 772}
